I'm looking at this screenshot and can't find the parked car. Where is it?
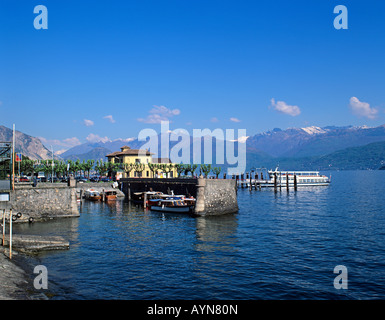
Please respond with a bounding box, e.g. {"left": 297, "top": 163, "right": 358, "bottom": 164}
{"left": 19, "top": 176, "right": 30, "bottom": 182}
{"left": 100, "top": 177, "right": 111, "bottom": 182}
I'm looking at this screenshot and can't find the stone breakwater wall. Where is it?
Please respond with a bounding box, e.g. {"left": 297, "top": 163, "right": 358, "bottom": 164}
{"left": 0, "top": 183, "right": 79, "bottom": 222}
{"left": 195, "top": 178, "right": 238, "bottom": 216}
{"left": 120, "top": 177, "right": 238, "bottom": 216}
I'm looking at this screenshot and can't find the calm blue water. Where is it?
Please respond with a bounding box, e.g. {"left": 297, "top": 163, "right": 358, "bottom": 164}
{"left": 13, "top": 171, "right": 385, "bottom": 299}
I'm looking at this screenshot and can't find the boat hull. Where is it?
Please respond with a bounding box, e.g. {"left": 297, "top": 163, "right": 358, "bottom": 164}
{"left": 150, "top": 205, "right": 193, "bottom": 213}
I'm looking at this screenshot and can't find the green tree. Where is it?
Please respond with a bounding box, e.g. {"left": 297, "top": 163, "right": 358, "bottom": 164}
{"left": 20, "top": 156, "right": 35, "bottom": 176}
{"left": 83, "top": 159, "right": 95, "bottom": 178}
{"left": 212, "top": 167, "right": 221, "bottom": 178}
{"left": 174, "top": 164, "right": 185, "bottom": 177}
{"left": 133, "top": 163, "right": 145, "bottom": 177}
{"left": 148, "top": 163, "right": 158, "bottom": 178}
{"left": 55, "top": 160, "right": 67, "bottom": 178}
{"left": 200, "top": 164, "right": 212, "bottom": 178}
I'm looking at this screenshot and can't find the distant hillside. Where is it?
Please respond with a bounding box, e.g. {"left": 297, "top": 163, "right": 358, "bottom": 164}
{"left": 64, "top": 147, "right": 113, "bottom": 162}
{"left": 250, "top": 141, "right": 385, "bottom": 171}
{"left": 60, "top": 139, "right": 143, "bottom": 159}
{"left": 0, "top": 125, "right": 52, "bottom": 160}
{"left": 310, "top": 141, "right": 385, "bottom": 170}
{"left": 246, "top": 125, "right": 385, "bottom": 158}
{"left": 4, "top": 123, "right": 385, "bottom": 170}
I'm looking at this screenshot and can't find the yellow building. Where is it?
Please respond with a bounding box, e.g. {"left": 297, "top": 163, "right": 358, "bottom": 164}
{"left": 106, "top": 146, "right": 178, "bottom": 178}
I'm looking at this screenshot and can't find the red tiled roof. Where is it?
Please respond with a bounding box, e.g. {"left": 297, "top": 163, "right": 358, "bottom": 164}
{"left": 106, "top": 149, "right": 154, "bottom": 157}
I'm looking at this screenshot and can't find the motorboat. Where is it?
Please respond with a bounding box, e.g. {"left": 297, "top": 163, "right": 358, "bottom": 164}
{"left": 84, "top": 189, "right": 101, "bottom": 201}
{"left": 150, "top": 199, "right": 193, "bottom": 213}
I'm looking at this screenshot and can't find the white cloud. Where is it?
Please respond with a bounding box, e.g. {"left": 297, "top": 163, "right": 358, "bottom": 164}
{"left": 230, "top": 136, "right": 249, "bottom": 143}
{"left": 38, "top": 136, "right": 81, "bottom": 148}
{"left": 210, "top": 117, "right": 219, "bottom": 123}
{"left": 103, "top": 115, "right": 116, "bottom": 123}
{"left": 138, "top": 105, "right": 181, "bottom": 124}
{"left": 270, "top": 98, "right": 301, "bottom": 116}
{"left": 349, "top": 97, "right": 378, "bottom": 120}
{"left": 113, "top": 137, "right": 136, "bottom": 143}
{"left": 83, "top": 119, "right": 94, "bottom": 127}
{"left": 230, "top": 117, "right": 241, "bottom": 123}
{"left": 86, "top": 133, "right": 110, "bottom": 143}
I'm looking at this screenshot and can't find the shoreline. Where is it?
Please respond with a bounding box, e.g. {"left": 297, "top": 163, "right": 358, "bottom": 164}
{"left": 0, "top": 248, "right": 47, "bottom": 300}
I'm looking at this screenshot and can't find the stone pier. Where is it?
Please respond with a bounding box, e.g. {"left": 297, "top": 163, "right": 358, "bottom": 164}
{"left": 120, "top": 177, "right": 238, "bottom": 216}
{"left": 0, "top": 183, "right": 79, "bottom": 222}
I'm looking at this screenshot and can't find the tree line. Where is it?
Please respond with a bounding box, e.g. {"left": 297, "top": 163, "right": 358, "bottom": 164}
{"left": 18, "top": 156, "right": 223, "bottom": 179}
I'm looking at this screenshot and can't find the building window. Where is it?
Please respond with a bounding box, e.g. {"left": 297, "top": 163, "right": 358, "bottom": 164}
{"left": 146, "top": 171, "right": 149, "bottom": 177}
{"left": 135, "top": 159, "right": 141, "bottom": 164}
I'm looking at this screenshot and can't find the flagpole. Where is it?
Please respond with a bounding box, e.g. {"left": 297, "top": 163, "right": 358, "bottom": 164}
{"left": 12, "top": 124, "right": 15, "bottom": 191}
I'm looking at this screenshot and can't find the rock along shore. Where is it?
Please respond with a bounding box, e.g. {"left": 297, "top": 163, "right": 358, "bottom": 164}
{"left": 0, "top": 248, "right": 45, "bottom": 300}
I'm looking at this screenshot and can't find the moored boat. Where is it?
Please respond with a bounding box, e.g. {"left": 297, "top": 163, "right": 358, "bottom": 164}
{"left": 150, "top": 199, "right": 193, "bottom": 213}
{"left": 84, "top": 189, "right": 102, "bottom": 201}
{"left": 103, "top": 190, "right": 117, "bottom": 201}
{"left": 242, "top": 168, "right": 330, "bottom": 188}
{"left": 132, "top": 191, "right": 164, "bottom": 205}
{"left": 267, "top": 169, "right": 330, "bottom": 187}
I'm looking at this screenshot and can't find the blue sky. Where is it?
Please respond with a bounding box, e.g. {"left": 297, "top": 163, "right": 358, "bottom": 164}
{"left": 1, "top": 0, "right": 385, "bottom": 151}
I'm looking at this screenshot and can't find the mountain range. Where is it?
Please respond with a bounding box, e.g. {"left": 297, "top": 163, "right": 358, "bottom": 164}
{"left": 0, "top": 125, "right": 52, "bottom": 160}
{"left": 2, "top": 124, "right": 385, "bottom": 170}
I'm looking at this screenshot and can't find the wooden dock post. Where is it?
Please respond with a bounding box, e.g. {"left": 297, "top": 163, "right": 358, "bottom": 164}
{"left": 286, "top": 172, "right": 289, "bottom": 191}
{"left": 128, "top": 183, "right": 131, "bottom": 201}
{"left": 143, "top": 192, "right": 147, "bottom": 208}
{"left": 274, "top": 173, "right": 277, "bottom": 193}
{"left": 2, "top": 209, "right": 5, "bottom": 247}
{"left": 9, "top": 209, "right": 12, "bottom": 259}
{"left": 294, "top": 174, "right": 297, "bottom": 191}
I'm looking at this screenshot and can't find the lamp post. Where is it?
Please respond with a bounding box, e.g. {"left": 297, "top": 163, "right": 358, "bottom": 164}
{"left": 51, "top": 145, "right": 54, "bottom": 183}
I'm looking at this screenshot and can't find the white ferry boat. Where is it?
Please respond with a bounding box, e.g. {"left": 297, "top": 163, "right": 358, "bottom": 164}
{"left": 264, "top": 168, "right": 331, "bottom": 187}
{"left": 237, "top": 167, "right": 331, "bottom": 188}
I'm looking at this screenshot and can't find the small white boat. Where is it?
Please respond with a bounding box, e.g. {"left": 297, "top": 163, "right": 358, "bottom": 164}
{"left": 150, "top": 199, "right": 193, "bottom": 213}
{"left": 84, "top": 189, "right": 101, "bottom": 201}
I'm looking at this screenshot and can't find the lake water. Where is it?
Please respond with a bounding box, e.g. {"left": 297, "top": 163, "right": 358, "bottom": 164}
{"left": 13, "top": 171, "right": 385, "bottom": 300}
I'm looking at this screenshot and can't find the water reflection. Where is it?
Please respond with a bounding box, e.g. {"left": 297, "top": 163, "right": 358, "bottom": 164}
{"left": 194, "top": 215, "right": 238, "bottom": 253}
{"left": 10, "top": 172, "right": 385, "bottom": 299}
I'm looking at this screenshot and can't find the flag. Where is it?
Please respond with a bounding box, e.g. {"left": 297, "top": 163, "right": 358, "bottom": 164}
{"left": 15, "top": 153, "right": 22, "bottom": 162}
